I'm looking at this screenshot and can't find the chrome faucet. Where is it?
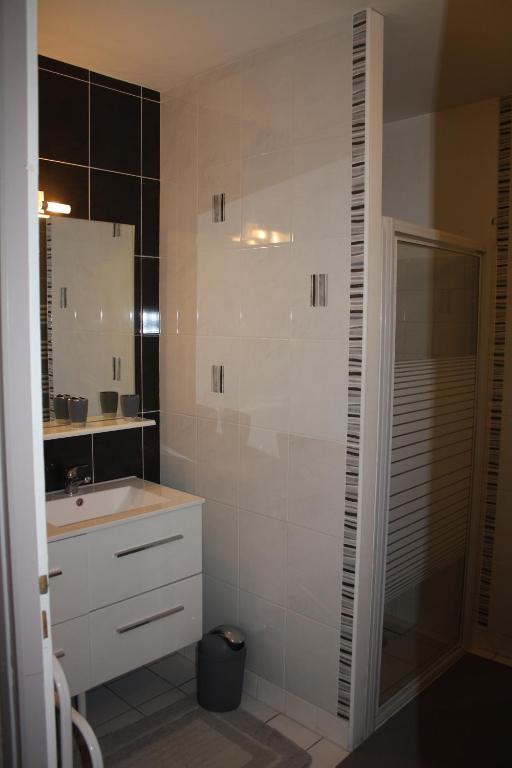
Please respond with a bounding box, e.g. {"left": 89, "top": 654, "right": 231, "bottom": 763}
{"left": 64, "top": 465, "right": 91, "bottom": 496}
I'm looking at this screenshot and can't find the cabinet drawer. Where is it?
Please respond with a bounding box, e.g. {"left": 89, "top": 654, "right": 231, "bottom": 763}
{"left": 52, "top": 615, "right": 91, "bottom": 696}
{"left": 89, "top": 574, "right": 202, "bottom": 686}
{"left": 48, "top": 536, "right": 89, "bottom": 623}
{"left": 87, "top": 505, "right": 202, "bottom": 609}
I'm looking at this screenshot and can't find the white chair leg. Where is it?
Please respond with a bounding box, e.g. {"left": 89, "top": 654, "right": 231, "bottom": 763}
{"left": 71, "top": 708, "right": 104, "bottom": 768}
{"left": 53, "top": 657, "right": 73, "bottom": 768}
{"left": 53, "top": 655, "right": 103, "bottom": 768}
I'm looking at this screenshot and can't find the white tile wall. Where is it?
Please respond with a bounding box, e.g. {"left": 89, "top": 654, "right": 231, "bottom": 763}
{"left": 238, "top": 510, "right": 286, "bottom": 605}
{"left": 286, "top": 524, "right": 342, "bottom": 628}
{"left": 238, "top": 426, "right": 288, "bottom": 519}
{"left": 203, "top": 575, "right": 238, "bottom": 631}
{"left": 285, "top": 611, "right": 339, "bottom": 713}
{"left": 160, "top": 18, "right": 352, "bottom": 723}
{"left": 239, "top": 245, "right": 292, "bottom": 338}
{"left": 239, "top": 339, "right": 290, "bottom": 432}
{"left": 241, "top": 43, "right": 294, "bottom": 158}
{"left": 289, "top": 339, "right": 346, "bottom": 442}
{"left": 203, "top": 500, "right": 238, "bottom": 585}
{"left": 288, "top": 435, "right": 345, "bottom": 537}
{"left": 196, "top": 249, "right": 241, "bottom": 337}
{"left": 242, "top": 150, "right": 293, "bottom": 247}
{"left": 196, "top": 418, "right": 238, "bottom": 505}
{"left": 197, "top": 65, "right": 241, "bottom": 172}
{"left": 160, "top": 411, "right": 196, "bottom": 493}
{"left": 238, "top": 590, "right": 285, "bottom": 687}
{"left": 196, "top": 335, "right": 240, "bottom": 422}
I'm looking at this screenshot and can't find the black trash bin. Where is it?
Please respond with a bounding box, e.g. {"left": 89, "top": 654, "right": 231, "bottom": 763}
{"left": 197, "top": 625, "right": 246, "bottom": 711}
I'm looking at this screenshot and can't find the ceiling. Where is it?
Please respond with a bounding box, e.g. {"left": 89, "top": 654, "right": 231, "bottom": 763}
{"left": 38, "top": 0, "right": 512, "bottom": 121}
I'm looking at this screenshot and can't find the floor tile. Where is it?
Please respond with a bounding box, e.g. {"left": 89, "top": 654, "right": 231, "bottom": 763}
{"left": 240, "top": 693, "right": 277, "bottom": 722}
{"left": 268, "top": 714, "right": 320, "bottom": 750}
{"left": 94, "top": 708, "right": 143, "bottom": 738}
{"left": 148, "top": 653, "right": 196, "bottom": 686}
{"left": 107, "top": 666, "right": 173, "bottom": 706}
{"left": 86, "top": 685, "right": 131, "bottom": 727}
{"left": 308, "top": 738, "right": 349, "bottom": 766}
{"left": 179, "top": 678, "right": 197, "bottom": 695}
{"left": 136, "top": 688, "right": 186, "bottom": 716}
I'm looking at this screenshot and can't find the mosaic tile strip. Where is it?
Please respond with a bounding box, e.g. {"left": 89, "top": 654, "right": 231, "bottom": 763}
{"left": 338, "top": 8, "right": 367, "bottom": 721}
{"left": 477, "top": 95, "right": 512, "bottom": 626}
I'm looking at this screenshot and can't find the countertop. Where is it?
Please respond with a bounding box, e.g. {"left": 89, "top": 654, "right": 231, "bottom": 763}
{"left": 46, "top": 477, "right": 204, "bottom": 542}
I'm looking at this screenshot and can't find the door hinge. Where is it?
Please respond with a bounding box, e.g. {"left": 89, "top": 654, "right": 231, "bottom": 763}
{"left": 41, "top": 610, "right": 48, "bottom": 639}
{"left": 39, "top": 574, "right": 48, "bottom": 594}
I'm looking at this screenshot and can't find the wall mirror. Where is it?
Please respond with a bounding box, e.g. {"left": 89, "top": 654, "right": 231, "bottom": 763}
{"left": 40, "top": 216, "right": 136, "bottom": 423}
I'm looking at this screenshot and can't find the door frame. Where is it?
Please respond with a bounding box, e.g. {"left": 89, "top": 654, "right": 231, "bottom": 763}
{"left": 365, "top": 217, "right": 489, "bottom": 735}
{"left": 0, "top": 0, "right": 56, "bottom": 764}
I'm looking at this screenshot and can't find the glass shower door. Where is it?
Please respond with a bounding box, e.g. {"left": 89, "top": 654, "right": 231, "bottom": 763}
{"left": 379, "top": 239, "right": 480, "bottom": 706}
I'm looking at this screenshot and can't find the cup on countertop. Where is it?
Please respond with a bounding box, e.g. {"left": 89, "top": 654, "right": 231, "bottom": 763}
{"left": 53, "top": 394, "right": 70, "bottom": 424}
{"left": 68, "top": 397, "right": 88, "bottom": 427}
{"left": 120, "top": 394, "right": 140, "bottom": 419}
{"left": 100, "top": 390, "right": 118, "bottom": 418}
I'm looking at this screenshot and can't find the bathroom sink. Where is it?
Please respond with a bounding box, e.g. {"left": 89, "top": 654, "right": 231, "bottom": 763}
{"left": 46, "top": 482, "right": 165, "bottom": 527}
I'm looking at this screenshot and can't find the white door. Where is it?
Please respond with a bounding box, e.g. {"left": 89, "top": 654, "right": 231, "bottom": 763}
{"left": 367, "top": 219, "right": 488, "bottom": 733}
{"left": 0, "top": 1, "right": 57, "bottom": 765}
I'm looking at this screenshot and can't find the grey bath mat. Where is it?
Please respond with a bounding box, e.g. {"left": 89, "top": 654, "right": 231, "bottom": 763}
{"left": 92, "top": 696, "right": 312, "bottom": 767}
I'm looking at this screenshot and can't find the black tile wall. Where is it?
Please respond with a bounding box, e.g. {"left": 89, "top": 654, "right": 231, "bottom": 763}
{"left": 39, "top": 159, "right": 89, "bottom": 219}
{"left": 143, "top": 413, "right": 160, "bottom": 484}
{"left": 43, "top": 427, "right": 157, "bottom": 491}
{"left": 90, "top": 86, "right": 141, "bottom": 174}
{"left": 142, "top": 100, "right": 160, "bottom": 178}
{"left": 39, "top": 69, "right": 89, "bottom": 165}
{"left": 141, "top": 337, "right": 160, "bottom": 413}
{"left": 142, "top": 179, "right": 160, "bottom": 256}
{"left": 90, "top": 71, "right": 142, "bottom": 97}
{"left": 142, "top": 87, "right": 160, "bottom": 102}
{"left": 90, "top": 169, "right": 142, "bottom": 252}
{"left": 39, "top": 56, "right": 160, "bottom": 489}
{"left": 44, "top": 435, "right": 93, "bottom": 493}
{"left": 93, "top": 429, "right": 144, "bottom": 484}
{"left": 39, "top": 55, "right": 89, "bottom": 80}
{"left": 141, "top": 257, "right": 160, "bottom": 333}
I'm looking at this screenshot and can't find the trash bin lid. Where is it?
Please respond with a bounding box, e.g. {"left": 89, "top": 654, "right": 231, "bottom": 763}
{"left": 210, "top": 625, "right": 245, "bottom": 649}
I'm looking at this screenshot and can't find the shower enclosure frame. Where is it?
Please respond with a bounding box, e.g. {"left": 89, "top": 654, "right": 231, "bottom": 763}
{"left": 364, "top": 217, "right": 490, "bottom": 737}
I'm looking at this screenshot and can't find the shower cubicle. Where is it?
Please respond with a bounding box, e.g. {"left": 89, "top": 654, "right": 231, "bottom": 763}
{"left": 367, "top": 219, "right": 488, "bottom": 729}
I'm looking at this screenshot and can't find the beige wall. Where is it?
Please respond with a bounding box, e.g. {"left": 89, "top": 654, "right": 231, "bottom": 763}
{"left": 383, "top": 99, "right": 498, "bottom": 244}
{"left": 159, "top": 20, "right": 354, "bottom": 742}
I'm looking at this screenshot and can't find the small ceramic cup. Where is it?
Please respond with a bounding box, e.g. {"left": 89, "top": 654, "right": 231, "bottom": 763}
{"left": 120, "top": 394, "right": 140, "bottom": 419}
{"left": 53, "top": 394, "right": 70, "bottom": 425}
{"left": 68, "top": 397, "right": 88, "bottom": 427}
{"left": 100, "top": 390, "right": 118, "bottom": 418}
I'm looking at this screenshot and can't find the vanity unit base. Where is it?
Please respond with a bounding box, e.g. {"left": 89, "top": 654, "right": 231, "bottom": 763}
{"left": 47, "top": 480, "right": 203, "bottom": 697}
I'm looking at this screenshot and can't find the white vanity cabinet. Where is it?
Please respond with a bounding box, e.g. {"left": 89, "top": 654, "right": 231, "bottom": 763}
{"left": 48, "top": 493, "right": 203, "bottom": 696}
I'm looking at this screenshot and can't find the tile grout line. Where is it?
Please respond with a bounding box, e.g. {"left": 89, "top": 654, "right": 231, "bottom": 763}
{"left": 39, "top": 65, "right": 160, "bottom": 102}
{"left": 40, "top": 156, "right": 160, "bottom": 182}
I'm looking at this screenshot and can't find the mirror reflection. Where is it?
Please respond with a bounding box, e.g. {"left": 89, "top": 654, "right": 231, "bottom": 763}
{"left": 40, "top": 216, "right": 136, "bottom": 422}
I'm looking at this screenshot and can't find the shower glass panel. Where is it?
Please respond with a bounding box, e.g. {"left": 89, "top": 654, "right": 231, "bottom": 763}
{"left": 379, "top": 240, "right": 480, "bottom": 706}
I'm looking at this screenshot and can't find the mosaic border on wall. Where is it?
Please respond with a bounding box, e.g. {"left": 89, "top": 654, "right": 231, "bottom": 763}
{"left": 477, "top": 95, "right": 512, "bottom": 626}
{"left": 338, "top": 8, "right": 367, "bottom": 721}
{"left": 40, "top": 219, "right": 54, "bottom": 421}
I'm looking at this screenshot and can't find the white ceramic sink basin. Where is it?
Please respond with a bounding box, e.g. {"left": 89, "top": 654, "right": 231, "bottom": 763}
{"left": 46, "top": 483, "right": 165, "bottom": 527}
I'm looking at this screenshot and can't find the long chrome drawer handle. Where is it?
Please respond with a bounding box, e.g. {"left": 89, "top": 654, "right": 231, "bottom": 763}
{"left": 49, "top": 568, "right": 63, "bottom": 578}
{"left": 114, "top": 534, "right": 184, "bottom": 559}
{"left": 54, "top": 649, "right": 66, "bottom": 659}
{"left": 116, "top": 604, "right": 184, "bottom": 634}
